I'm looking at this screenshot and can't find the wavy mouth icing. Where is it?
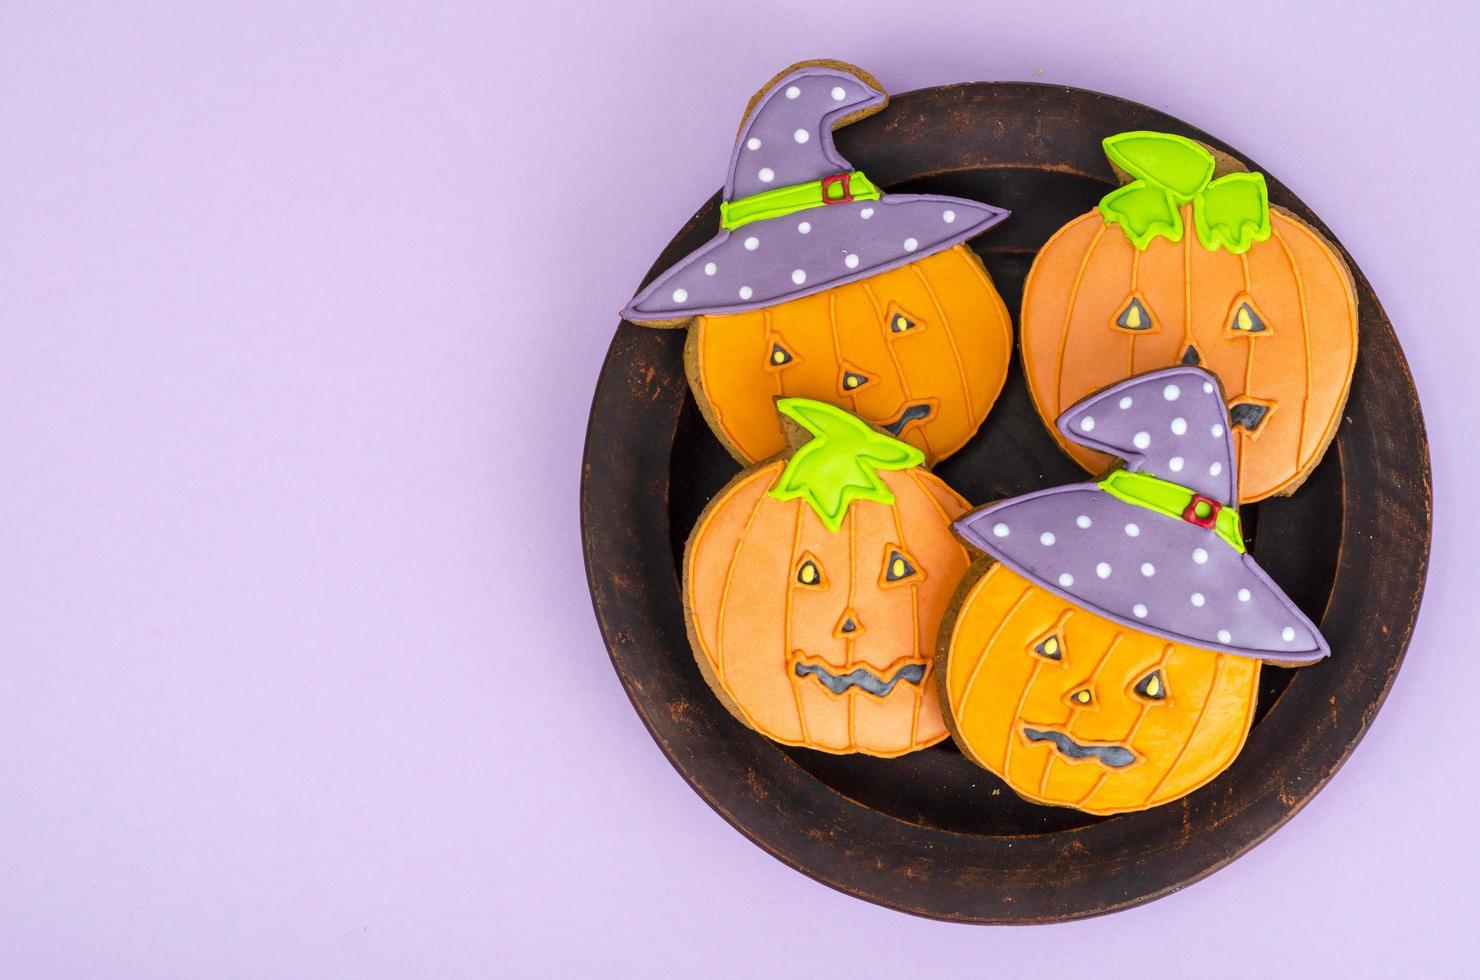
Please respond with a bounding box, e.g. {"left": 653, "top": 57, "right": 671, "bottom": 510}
{"left": 793, "top": 658, "right": 927, "bottom": 698}
{"left": 882, "top": 402, "right": 934, "bottom": 437}
{"left": 1022, "top": 727, "right": 1136, "bottom": 768}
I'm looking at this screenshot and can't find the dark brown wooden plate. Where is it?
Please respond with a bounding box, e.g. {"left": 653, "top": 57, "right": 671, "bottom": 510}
{"left": 581, "top": 82, "right": 1430, "bottom": 923}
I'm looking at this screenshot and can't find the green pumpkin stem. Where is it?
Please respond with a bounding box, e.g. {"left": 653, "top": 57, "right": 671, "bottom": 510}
{"left": 768, "top": 398, "right": 924, "bottom": 532}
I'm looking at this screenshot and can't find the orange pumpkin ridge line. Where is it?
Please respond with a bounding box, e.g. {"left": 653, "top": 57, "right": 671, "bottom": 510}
{"left": 860, "top": 278, "right": 933, "bottom": 460}
{"left": 1182, "top": 204, "right": 1194, "bottom": 369}
{"left": 711, "top": 474, "right": 773, "bottom": 692}
{"left": 766, "top": 309, "right": 784, "bottom": 398}
{"left": 1240, "top": 251, "right": 1255, "bottom": 396}
{"left": 1270, "top": 224, "right": 1314, "bottom": 479}
{"left": 846, "top": 505, "right": 857, "bottom": 747}
{"left": 997, "top": 594, "right": 1059, "bottom": 783}
{"left": 956, "top": 574, "right": 1029, "bottom": 722}
{"left": 1127, "top": 248, "right": 1140, "bottom": 377}
{"left": 1054, "top": 222, "right": 1109, "bottom": 416}
{"left": 1043, "top": 629, "right": 1124, "bottom": 797}
{"left": 784, "top": 494, "right": 810, "bottom": 744}
{"left": 911, "top": 260, "right": 974, "bottom": 428}
{"left": 890, "top": 488, "right": 923, "bottom": 751}
{"left": 1076, "top": 641, "right": 1173, "bottom": 809}
{"left": 1146, "top": 652, "right": 1226, "bottom": 801}
{"left": 825, "top": 290, "right": 857, "bottom": 414}
{"left": 904, "top": 469, "right": 955, "bottom": 526}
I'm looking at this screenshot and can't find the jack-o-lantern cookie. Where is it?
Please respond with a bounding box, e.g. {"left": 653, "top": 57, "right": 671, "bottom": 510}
{"left": 685, "top": 397, "right": 971, "bottom": 757}
{"left": 1020, "top": 131, "right": 1357, "bottom": 502}
{"left": 940, "top": 367, "right": 1328, "bottom": 814}
{"left": 623, "top": 60, "right": 1012, "bottom": 467}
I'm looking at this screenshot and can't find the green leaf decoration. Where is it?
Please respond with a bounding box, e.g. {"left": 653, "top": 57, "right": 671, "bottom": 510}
{"left": 1193, "top": 172, "right": 1272, "bottom": 254}
{"left": 1098, "top": 180, "right": 1182, "bottom": 250}
{"left": 1103, "top": 132, "right": 1215, "bottom": 201}
{"left": 768, "top": 398, "right": 924, "bottom": 532}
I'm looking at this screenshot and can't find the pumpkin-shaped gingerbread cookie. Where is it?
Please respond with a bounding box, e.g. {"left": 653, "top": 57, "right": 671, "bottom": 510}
{"left": 1020, "top": 131, "right": 1357, "bottom": 502}
{"left": 623, "top": 61, "right": 1012, "bottom": 467}
{"left": 940, "top": 367, "right": 1328, "bottom": 813}
{"left": 686, "top": 398, "right": 971, "bottom": 756}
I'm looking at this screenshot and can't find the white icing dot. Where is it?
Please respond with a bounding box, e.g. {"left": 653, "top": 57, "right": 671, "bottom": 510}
{"left": 1058, "top": 573, "right": 1074, "bottom": 587}
{"left": 1203, "top": 381, "right": 1214, "bottom": 394}
{"left": 744, "top": 236, "right": 759, "bottom": 251}
{"left": 1191, "top": 592, "right": 1206, "bottom": 607}
{"left": 1119, "top": 396, "right": 1133, "bottom": 410}
{"left": 1169, "top": 456, "right": 1184, "bottom": 472}
{"left": 831, "top": 85, "right": 846, "bottom": 101}
{"left": 758, "top": 167, "right": 775, "bottom": 183}
{"left": 1076, "top": 515, "right": 1092, "bottom": 529}
{"left": 793, "top": 128, "right": 809, "bottom": 144}
{"left": 1217, "top": 629, "right": 1233, "bottom": 644}
{"left": 1133, "top": 604, "right": 1148, "bottom": 618}
{"left": 1238, "top": 588, "right": 1252, "bottom": 602}
{"left": 1212, "top": 423, "right": 1225, "bottom": 437}
{"left": 860, "top": 208, "right": 874, "bottom": 219}
{"left": 791, "top": 269, "right": 806, "bottom": 285}
{"left": 1040, "top": 531, "right": 1056, "bottom": 546}
{"left": 746, "top": 137, "right": 762, "bottom": 150}
{"left": 1193, "top": 548, "right": 1209, "bottom": 564}
{"left": 671, "top": 288, "right": 687, "bottom": 303}
{"left": 1096, "top": 562, "right": 1112, "bottom": 579}
{"left": 1282, "top": 626, "right": 1296, "bottom": 643}
{"left": 1141, "top": 562, "right": 1156, "bottom": 577}
{"left": 1133, "top": 431, "right": 1151, "bottom": 450}
{"left": 704, "top": 262, "right": 717, "bottom": 276}
{"left": 903, "top": 237, "right": 919, "bottom": 252}
{"left": 992, "top": 522, "right": 1010, "bottom": 538}
{"left": 943, "top": 209, "right": 956, "bottom": 223}
{"left": 738, "top": 286, "right": 753, "bottom": 300}
{"left": 1210, "top": 462, "right": 1223, "bottom": 476}
{"left": 1125, "top": 523, "right": 1140, "bottom": 537}
{"left": 1171, "top": 417, "right": 1187, "bottom": 435}
{"left": 1164, "top": 384, "right": 1181, "bottom": 401}
{"left": 844, "top": 253, "right": 860, "bottom": 269}
{"left": 797, "top": 221, "right": 811, "bottom": 234}
{"left": 785, "top": 85, "right": 801, "bottom": 99}
{"left": 1079, "top": 416, "right": 1096, "bottom": 432}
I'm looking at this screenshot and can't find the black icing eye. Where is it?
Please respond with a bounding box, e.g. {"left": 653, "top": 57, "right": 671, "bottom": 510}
{"left": 883, "top": 550, "right": 916, "bottom": 582}
{"left": 887, "top": 309, "right": 920, "bottom": 334}
{"left": 768, "top": 343, "right": 794, "bottom": 367}
{"left": 1181, "top": 343, "right": 1203, "bottom": 366}
{"left": 1134, "top": 670, "right": 1167, "bottom": 701}
{"left": 1229, "top": 401, "right": 1270, "bottom": 431}
{"left": 1033, "top": 635, "right": 1062, "bottom": 661}
{"left": 841, "top": 369, "right": 870, "bottom": 391}
{"left": 1228, "top": 301, "right": 1268, "bottom": 334}
{"left": 796, "top": 558, "right": 824, "bottom": 587}
{"left": 1115, "top": 296, "right": 1154, "bottom": 331}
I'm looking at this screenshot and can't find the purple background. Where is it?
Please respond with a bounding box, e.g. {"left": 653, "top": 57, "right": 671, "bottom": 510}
{"left": 1, "top": 2, "right": 1475, "bottom": 976}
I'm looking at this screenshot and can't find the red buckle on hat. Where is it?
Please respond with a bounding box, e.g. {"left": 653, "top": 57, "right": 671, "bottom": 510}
{"left": 821, "top": 173, "right": 854, "bottom": 205}
{"left": 1182, "top": 493, "right": 1221, "bottom": 529}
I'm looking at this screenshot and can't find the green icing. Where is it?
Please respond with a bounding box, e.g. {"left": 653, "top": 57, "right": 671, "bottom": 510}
{"left": 1097, "top": 131, "right": 1272, "bottom": 255}
{"left": 768, "top": 398, "right": 924, "bottom": 532}
{"left": 721, "top": 171, "right": 881, "bottom": 232}
{"left": 1098, "top": 470, "right": 1245, "bottom": 554}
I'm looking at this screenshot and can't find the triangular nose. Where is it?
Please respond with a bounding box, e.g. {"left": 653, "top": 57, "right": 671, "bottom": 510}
{"left": 833, "top": 609, "right": 864, "bottom": 639}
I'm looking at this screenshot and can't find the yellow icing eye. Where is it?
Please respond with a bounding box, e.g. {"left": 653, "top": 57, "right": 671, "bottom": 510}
{"left": 1115, "top": 295, "right": 1154, "bottom": 331}
{"left": 884, "top": 550, "right": 916, "bottom": 582}
{"left": 769, "top": 343, "right": 794, "bottom": 366}
{"left": 1033, "top": 635, "right": 1062, "bottom": 661}
{"left": 842, "top": 370, "right": 870, "bottom": 390}
{"left": 796, "top": 558, "right": 823, "bottom": 586}
{"left": 1134, "top": 669, "right": 1167, "bottom": 701}
{"left": 1071, "top": 688, "right": 1092, "bottom": 705}
{"left": 1230, "top": 302, "right": 1267, "bottom": 333}
{"left": 885, "top": 305, "right": 922, "bottom": 335}
{"left": 891, "top": 314, "right": 914, "bottom": 332}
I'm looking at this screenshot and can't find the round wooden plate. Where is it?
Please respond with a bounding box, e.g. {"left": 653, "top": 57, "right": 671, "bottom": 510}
{"left": 581, "top": 82, "right": 1430, "bottom": 923}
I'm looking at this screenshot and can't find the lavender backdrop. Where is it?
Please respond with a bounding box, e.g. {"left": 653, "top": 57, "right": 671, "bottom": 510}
{"left": 2, "top": 2, "right": 1475, "bottom": 976}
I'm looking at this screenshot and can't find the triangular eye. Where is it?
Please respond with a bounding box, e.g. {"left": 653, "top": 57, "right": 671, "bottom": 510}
{"left": 884, "top": 304, "right": 923, "bottom": 336}
{"left": 1225, "top": 296, "right": 1272, "bottom": 336}
{"left": 1181, "top": 343, "right": 1202, "bottom": 366}
{"left": 841, "top": 369, "right": 871, "bottom": 391}
{"left": 795, "top": 556, "right": 825, "bottom": 587}
{"left": 1033, "top": 635, "right": 1062, "bottom": 661}
{"left": 884, "top": 550, "right": 916, "bottom": 581}
{"left": 767, "top": 342, "right": 794, "bottom": 367}
{"left": 1134, "top": 669, "right": 1167, "bottom": 700}
{"left": 1114, "top": 295, "right": 1155, "bottom": 331}
{"left": 1229, "top": 401, "right": 1271, "bottom": 431}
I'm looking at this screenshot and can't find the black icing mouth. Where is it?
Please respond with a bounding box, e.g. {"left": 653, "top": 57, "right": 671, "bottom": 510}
{"left": 1023, "top": 727, "right": 1136, "bottom": 768}
{"left": 794, "top": 659, "right": 927, "bottom": 697}
{"left": 882, "top": 402, "right": 934, "bottom": 437}
{"left": 1228, "top": 401, "right": 1270, "bottom": 431}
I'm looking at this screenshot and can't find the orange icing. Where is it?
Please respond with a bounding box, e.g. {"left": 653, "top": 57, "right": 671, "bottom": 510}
{"left": 686, "top": 462, "right": 970, "bottom": 757}
{"left": 942, "top": 563, "right": 1261, "bottom": 814}
{"left": 1021, "top": 206, "right": 1356, "bottom": 501}
{"left": 692, "top": 244, "right": 1011, "bottom": 466}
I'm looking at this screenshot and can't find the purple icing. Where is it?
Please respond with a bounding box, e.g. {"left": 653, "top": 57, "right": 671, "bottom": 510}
{"left": 621, "top": 64, "right": 1009, "bottom": 321}
{"left": 954, "top": 367, "right": 1329, "bottom": 664}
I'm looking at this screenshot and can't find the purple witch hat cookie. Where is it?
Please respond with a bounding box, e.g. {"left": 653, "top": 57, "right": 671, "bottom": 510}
{"left": 619, "top": 61, "right": 1015, "bottom": 469}
{"left": 621, "top": 61, "right": 1009, "bottom": 320}
{"left": 954, "top": 366, "right": 1328, "bottom": 663}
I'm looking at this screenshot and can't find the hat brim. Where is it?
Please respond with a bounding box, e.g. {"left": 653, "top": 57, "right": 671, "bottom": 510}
{"left": 622, "top": 194, "right": 1008, "bottom": 322}
{"left": 955, "top": 483, "right": 1328, "bottom": 664}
